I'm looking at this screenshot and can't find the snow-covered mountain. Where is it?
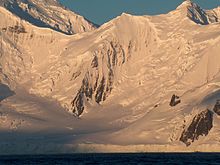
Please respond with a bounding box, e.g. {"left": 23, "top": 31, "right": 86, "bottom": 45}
{"left": 176, "top": 0, "right": 218, "bottom": 24}
{"left": 0, "top": 0, "right": 97, "bottom": 34}
{"left": 1, "top": 0, "right": 220, "bottom": 154}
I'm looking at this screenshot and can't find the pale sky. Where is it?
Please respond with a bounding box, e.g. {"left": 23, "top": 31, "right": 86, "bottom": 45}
{"left": 59, "top": 0, "right": 220, "bottom": 25}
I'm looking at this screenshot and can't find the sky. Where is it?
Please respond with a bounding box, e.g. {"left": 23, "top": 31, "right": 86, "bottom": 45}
{"left": 59, "top": 0, "right": 220, "bottom": 25}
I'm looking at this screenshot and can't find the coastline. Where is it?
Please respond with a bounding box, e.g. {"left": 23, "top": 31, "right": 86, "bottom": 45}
{"left": 0, "top": 143, "right": 220, "bottom": 155}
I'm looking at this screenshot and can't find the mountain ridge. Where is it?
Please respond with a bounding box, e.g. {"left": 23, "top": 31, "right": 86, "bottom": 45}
{"left": 0, "top": 0, "right": 97, "bottom": 34}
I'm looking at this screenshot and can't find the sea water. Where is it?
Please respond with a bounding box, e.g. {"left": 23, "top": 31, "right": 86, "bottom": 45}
{"left": 0, "top": 153, "right": 220, "bottom": 165}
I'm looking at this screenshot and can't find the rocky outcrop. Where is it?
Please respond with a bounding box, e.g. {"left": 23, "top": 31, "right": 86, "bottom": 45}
{"left": 206, "top": 10, "right": 218, "bottom": 23}
{"left": 213, "top": 100, "right": 220, "bottom": 115}
{"left": 91, "top": 55, "right": 98, "bottom": 68}
{"left": 187, "top": 2, "right": 210, "bottom": 25}
{"left": 0, "top": 83, "right": 15, "bottom": 102}
{"left": 71, "top": 88, "right": 85, "bottom": 116}
{"left": 2, "top": 25, "right": 26, "bottom": 34}
{"left": 71, "top": 40, "right": 125, "bottom": 116}
{"left": 180, "top": 109, "right": 213, "bottom": 146}
{"left": 169, "top": 94, "right": 181, "bottom": 107}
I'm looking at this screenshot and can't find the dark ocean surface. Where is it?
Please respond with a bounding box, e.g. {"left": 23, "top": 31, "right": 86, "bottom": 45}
{"left": 0, "top": 153, "right": 220, "bottom": 165}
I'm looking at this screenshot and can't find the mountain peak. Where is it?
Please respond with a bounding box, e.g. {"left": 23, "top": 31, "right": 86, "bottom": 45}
{"left": 176, "top": 0, "right": 193, "bottom": 9}
{"left": 176, "top": 0, "right": 217, "bottom": 25}
{"left": 176, "top": 0, "right": 201, "bottom": 11}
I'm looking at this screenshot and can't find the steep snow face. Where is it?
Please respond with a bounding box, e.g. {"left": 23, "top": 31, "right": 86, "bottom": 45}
{"left": 1, "top": 1, "right": 220, "bottom": 153}
{"left": 22, "top": 13, "right": 158, "bottom": 116}
{"left": 0, "top": 8, "right": 31, "bottom": 86}
{"left": 0, "top": 7, "right": 69, "bottom": 88}
{"left": 0, "top": 0, "right": 96, "bottom": 34}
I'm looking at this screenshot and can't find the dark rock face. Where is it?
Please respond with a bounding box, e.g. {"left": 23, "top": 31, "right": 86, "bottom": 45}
{"left": 95, "top": 77, "right": 105, "bottom": 103}
{"left": 213, "top": 100, "right": 220, "bottom": 115}
{"left": 71, "top": 40, "right": 125, "bottom": 116}
{"left": 187, "top": 3, "right": 209, "bottom": 25}
{"left": 169, "top": 94, "right": 181, "bottom": 107}
{"left": 71, "top": 90, "right": 84, "bottom": 116}
{"left": 2, "top": 25, "right": 26, "bottom": 34}
{"left": 180, "top": 109, "right": 213, "bottom": 146}
{"left": 71, "top": 73, "right": 92, "bottom": 116}
{"left": 8, "top": 25, "right": 26, "bottom": 34}
{"left": 91, "top": 55, "right": 98, "bottom": 68}
{"left": 0, "top": 83, "right": 15, "bottom": 102}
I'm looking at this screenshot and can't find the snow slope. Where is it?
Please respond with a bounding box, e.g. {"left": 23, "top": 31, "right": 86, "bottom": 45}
{"left": 1, "top": 0, "right": 220, "bottom": 154}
